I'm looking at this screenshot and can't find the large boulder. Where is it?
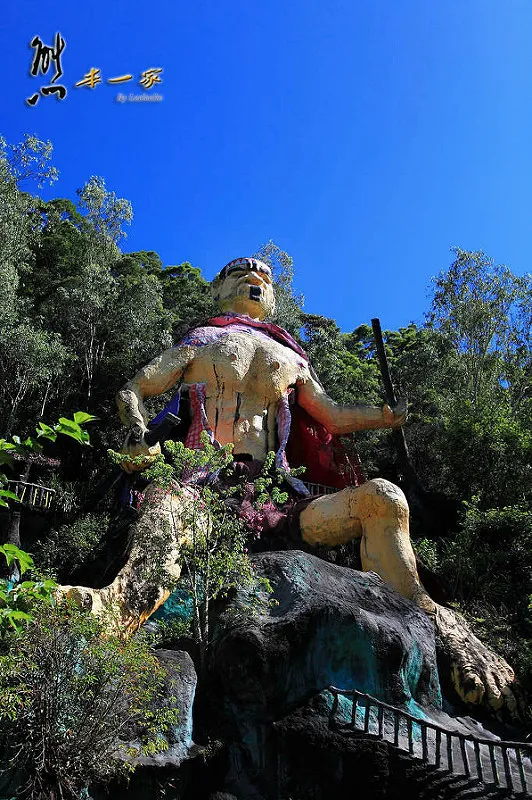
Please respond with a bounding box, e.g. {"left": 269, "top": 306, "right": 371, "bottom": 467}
{"left": 212, "top": 550, "right": 442, "bottom": 719}
{"left": 209, "top": 550, "right": 442, "bottom": 799}
{"left": 139, "top": 649, "right": 199, "bottom": 768}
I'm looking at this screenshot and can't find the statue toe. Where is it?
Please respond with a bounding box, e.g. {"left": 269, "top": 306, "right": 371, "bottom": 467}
{"left": 436, "top": 605, "right": 520, "bottom": 719}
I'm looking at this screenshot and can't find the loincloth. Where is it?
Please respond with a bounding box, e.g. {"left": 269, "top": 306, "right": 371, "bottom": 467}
{"left": 213, "top": 457, "right": 315, "bottom": 551}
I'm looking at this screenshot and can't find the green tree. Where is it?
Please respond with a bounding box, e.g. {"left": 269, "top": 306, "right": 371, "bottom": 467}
{"left": 0, "top": 599, "right": 178, "bottom": 800}
{"left": 76, "top": 174, "right": 133, "bottom": 267}
{"left": 439, "top": 501, "right": 532, "bottom": 691}
{"left": 428, "top": 247, "right": 527, "bottom": 406}
{"left": 0, "top": 134, "right": 57, "bottom": 283}
{"left": 0, "top": 544, "right": 56, "bottom": 636}
{"left": 302, "top": 316, "right": 380, "bottom": 406}
{"left": 161, "top": 261, "right": 215, "bottom": 336}
{"left": 0, "top": 136, "right": 68, "bottom": 434}
{"left": 0, "top": 323, "right": 69, "bottom": 437}
{"left": 253, "top": 240, "right": 304, "bottom": 335}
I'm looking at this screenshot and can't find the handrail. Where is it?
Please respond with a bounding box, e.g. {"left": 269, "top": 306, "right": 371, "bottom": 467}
{"left": 7, "top": 480, "right": 56, "bottom": 510}
{"left": 328, "top": 686, "right": 531, "bottom": 795}
{"left": 303, "top": 481, "right": 337, "bottom": 496}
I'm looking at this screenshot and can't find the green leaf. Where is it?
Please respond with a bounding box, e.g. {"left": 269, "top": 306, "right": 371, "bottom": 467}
{"left": 57, "top": 427, "right": 90, "bottom": 445}
{"left": 37, "top": 422, "right": 55, "bottom": 434}
{"left": 57, "top": 417, "right": 79, "bottom": 430}
{"left": 55, "top": 418, "right": 92, "bottom": 445}
{"left": 73, "top": 411, "right": 98, "bottom": 425}
{"left": 3, "top": 609, "right": 32, "bottom": 631}
{"left": 36, "top": 422, "right": 57, "bottom": 442}
{"left": 0, "top": 544, "right": 34, "bottom": 574}
{"left": 8, "top": 610, "right": 31, "bottom": 621}
{"left": 0, "top": 490, "right": 21, "bottom": 503}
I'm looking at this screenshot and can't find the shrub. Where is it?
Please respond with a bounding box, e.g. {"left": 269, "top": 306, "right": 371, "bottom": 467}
{"left": 438, "top": 501, "right": 532, "bottom": 696}
{"left": 440, "top": 501, "right": 532, "bottom": 611}
{"left": 0, "top": 601, "right": 178, "bottom": 800}
{"left": 36, "top": 513, "right": 109, "bottom": 580}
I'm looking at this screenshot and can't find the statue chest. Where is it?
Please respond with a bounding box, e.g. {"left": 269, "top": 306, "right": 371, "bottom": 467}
{"left": 183, "top": 331, "right": 306, "bottom": 401}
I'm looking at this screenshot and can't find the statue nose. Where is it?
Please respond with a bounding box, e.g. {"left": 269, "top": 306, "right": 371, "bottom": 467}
{"left": 240, "top": 269, "right": 263, "bottom": 284}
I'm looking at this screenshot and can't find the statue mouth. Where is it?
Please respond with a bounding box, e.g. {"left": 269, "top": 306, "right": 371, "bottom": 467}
{"left": 249, "top": 286, "right": 262, "bottom": 301}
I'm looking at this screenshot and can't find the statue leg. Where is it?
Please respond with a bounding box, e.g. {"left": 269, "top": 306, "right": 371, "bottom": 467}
{"left": 58, "top": 483, "right": 202, "bottom": 635}
{"left": 299, "top": 478, "right": 435, "bottom": 613}
{"left": 300, "top": 479, "right": 520, "bottom": 717}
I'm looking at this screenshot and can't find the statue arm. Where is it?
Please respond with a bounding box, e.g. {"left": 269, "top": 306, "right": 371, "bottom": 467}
{"left": 296, "top": 370, "right": 406, "bottom": 434}
{"left": 116, "top": 344, "right": 196, "bottom": 434}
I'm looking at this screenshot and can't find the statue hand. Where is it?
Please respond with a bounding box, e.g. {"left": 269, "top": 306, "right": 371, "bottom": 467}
{"left": 120, "top": 423, "right": 161, "bottom": 474}
{"left": 383, "top": 398, "right": 407, "bottom": 428}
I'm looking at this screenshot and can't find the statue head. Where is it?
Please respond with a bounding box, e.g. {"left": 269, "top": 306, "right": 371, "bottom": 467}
{"left": 211, "top": 257, "right": 276, "bottom": 320}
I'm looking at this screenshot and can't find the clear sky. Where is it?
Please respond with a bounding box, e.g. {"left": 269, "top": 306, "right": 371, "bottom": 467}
{"left": 4, "top": 1, "right": 532, "bottom": 332}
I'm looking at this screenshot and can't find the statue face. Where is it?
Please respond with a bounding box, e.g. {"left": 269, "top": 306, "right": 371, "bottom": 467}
{"left": 213, "top": 258, "right": 275, "bottom": 320}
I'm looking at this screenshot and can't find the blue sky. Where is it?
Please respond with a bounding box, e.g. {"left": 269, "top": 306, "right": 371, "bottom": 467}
{"left": 4, "top": 1, "right": 532, "bottom": 332}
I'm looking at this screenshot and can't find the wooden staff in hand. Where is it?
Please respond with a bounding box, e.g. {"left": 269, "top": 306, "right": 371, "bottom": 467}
{"left": 371, "top": 318, "right": 425, "bottom": 497}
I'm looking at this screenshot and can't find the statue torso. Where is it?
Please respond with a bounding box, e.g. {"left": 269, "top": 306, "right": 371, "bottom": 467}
{"left": 180, "top": 329, "right": 309, "bottom": 458}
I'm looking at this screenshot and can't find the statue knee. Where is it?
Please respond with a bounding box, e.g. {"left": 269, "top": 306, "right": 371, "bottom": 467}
{"left": 354, "top": 478, "right": 409, "bottom": 526}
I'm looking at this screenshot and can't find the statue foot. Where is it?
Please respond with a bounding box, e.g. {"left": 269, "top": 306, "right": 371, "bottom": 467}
{"left": 435, "top": 605, "right": 520, "bottom": 719}
{"left": 54, "top": 584, "right": 141, "bottom": 635}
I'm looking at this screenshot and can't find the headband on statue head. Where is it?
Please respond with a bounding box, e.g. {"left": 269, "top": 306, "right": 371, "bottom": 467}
{"left": 215, "top": 257, "right": 273, "bottom": 283}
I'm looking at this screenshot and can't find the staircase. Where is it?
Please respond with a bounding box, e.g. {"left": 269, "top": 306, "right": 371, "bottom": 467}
{"left": 328, "top": 686, "right": 532, "bottom": 797}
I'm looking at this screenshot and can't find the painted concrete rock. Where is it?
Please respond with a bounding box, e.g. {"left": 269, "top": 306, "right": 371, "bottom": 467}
{"left": 213, "top": 550, "right": 442, "bottom": 719}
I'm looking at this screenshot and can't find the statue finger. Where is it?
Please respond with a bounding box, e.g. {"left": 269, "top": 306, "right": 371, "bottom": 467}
{"left": 452, "top": 663, "right": 484, "bottom": 705}
{"left": 499, "top": 684, "right": 518, "bottom": 715}
{"left": 484, "top": 673, "right": 504, "bottom": 711}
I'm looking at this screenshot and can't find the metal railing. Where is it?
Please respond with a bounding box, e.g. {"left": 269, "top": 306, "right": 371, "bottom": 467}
{"left": 328, "top": 686, "right": 532, "bottom": 795}
{"left": 303, "top": 481, "right": 337, "bottom": 496}
{"left": 7, "top": 481, "right": 56, "bottom": 510}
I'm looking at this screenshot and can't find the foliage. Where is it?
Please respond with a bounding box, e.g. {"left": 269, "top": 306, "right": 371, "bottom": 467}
{"left": 42, "top": 474, "right": 81, "bottom": 516}
{"left": 121, "top": 434, "right": 260, "bottom": 669}
{"left": 428, "top": 247, "right": 530, "bottom": 406}
{"left": 412, "top": 537, "right": 440, "bottom": 573}
{"left": 224, "top": 450, "right": 306, "bottom": 532}
{"left": 0, "top": 601, "right": 179, "bottom": 800}
{"left": 1, "top": 135, "right": 58, "bottom": 188}
{"left": 439, "top": 501, "right": 532, "bottom": 613}
{"left": 245, "top": 451, "right": 291, "bottom": 507}
{"left": 0, "top": 544, "right": 56, "bottom": 637}
{"left": 160, "top": 261, "right": 215, "bottom": 336}
{"left": 0, "top": 413, "right": 96, "bottom": 508}
{"left": 253, "top": 240, "right": 304, "bottom": 335}
{"left": 0, "top": 324, "right": 70, "bottom": 438}
{"left": 36, "top": 513, "right": 109, "bottom": 581}
{"left": 131, "top": 433, "right": 235, "bottom": 488}
{"left": 148, "top": 616, "right": 192, "bottom": 649}
{"left": 429, "top": 501, "right": 532, "bottom": 691}
{"left": 77, "top": 175, "right": 133, "bottom": 245}
{"left": 437, "top": 399, "right": 532, "bottom": 507}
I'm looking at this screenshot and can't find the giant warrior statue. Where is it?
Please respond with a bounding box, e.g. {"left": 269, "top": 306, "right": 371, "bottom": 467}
{"left": 63, "top": 257, "right": 517, "bottom": 716}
